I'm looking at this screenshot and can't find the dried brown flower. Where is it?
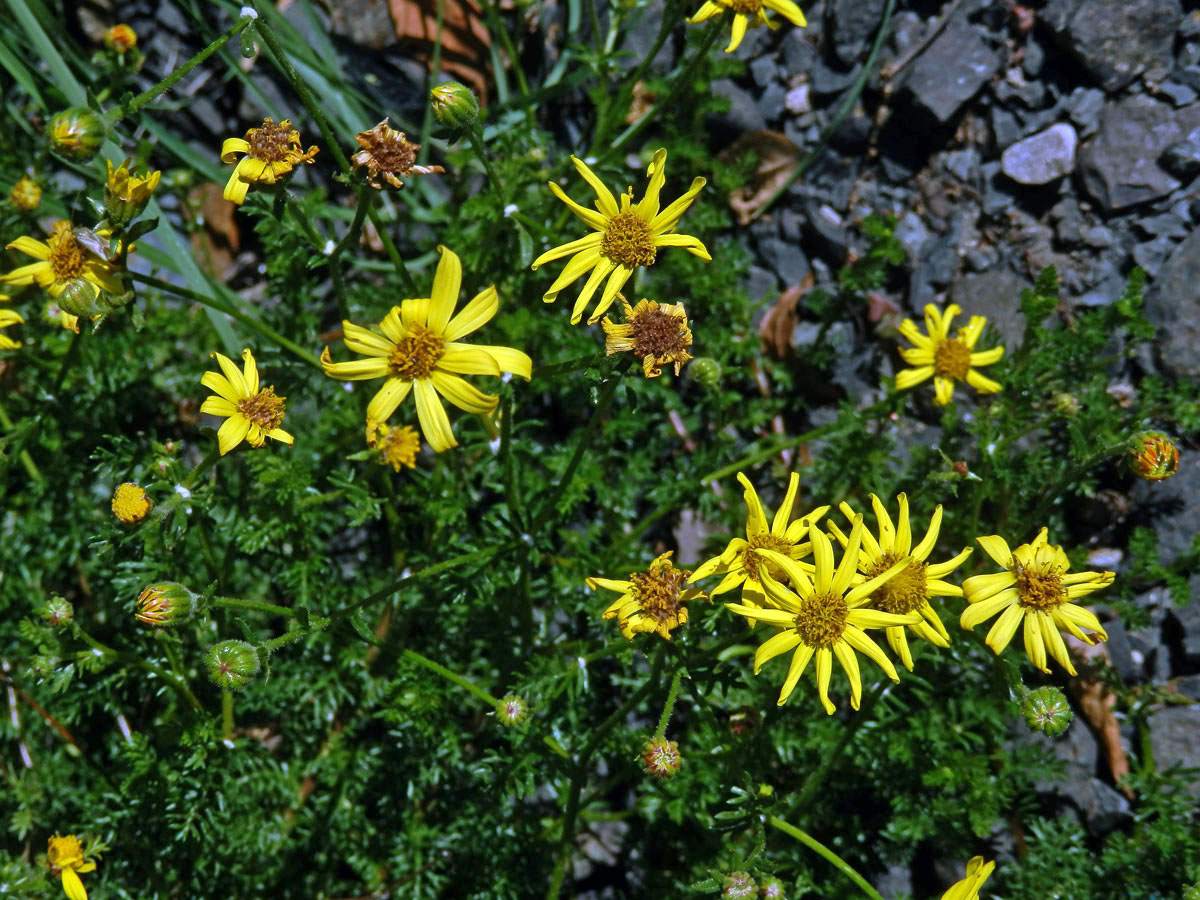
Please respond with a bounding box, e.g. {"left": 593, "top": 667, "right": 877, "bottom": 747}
{"left": 351, "top": 119, "right": 444, "bottom": 190}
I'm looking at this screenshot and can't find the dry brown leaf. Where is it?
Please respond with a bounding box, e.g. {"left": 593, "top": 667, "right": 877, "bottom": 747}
{"left": 718, "top": 130, "right": 804, "bottom": 226}
{"left": 1068, "top": 637, "right": 1134, "bottom": 799}
{"left": 758, "top": 273, "right": 814, "bottom": 359}
{"left": 187, "top": 183, "right": 239, "bottom": 280}
{"left": 388, "top": 0, "right": 493, "bottom": 104}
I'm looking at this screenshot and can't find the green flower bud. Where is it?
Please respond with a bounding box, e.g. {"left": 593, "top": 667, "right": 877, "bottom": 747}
{"left": 206, "top": 640, "right": 260, "bottom": 691}
{"left": 1022, "top": 685, "right": 1072, "bottom": 736}
{"left": 47, "top": 107, "right": 108, "bottom": 161}
{"left": 690, "top": 357, "right": 721, "bottom": 388}
{"left": 1052, "top": 392, "right": 1080, "bottom": 418}
{"left": 57, "top": 279, "right": 100, "bottom": 319}
{"left": 1129, "top": 431, "right": 1179, "bottom": 482}
{"left": 723, "top": 872, "right": 757, "bottom": 899}
{"left": 641, "top": 738, "right": 682, "bottom": 778}
{"left": 430, "top": 81, "right": 479, "bottom": 136}
{"left": 496, "top": 694, "right": 529, "bottom": 726}
{"left": 759, "top": 876, "right": 786, "bottom": 899}
{"left": 136, "top": 583, "right": 196, "bottom": 626}
{"left": 41, "top": 596, "right": 74, "bottom": 628}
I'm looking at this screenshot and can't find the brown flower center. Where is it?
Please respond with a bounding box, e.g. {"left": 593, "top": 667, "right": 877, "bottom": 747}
{"left": 247, "top": 118, "right": 294, "bottom": 162}
{"left": 729, "top": 0, "right": 763, "bottom": 12}
{"left": 631, "top": 306, "right": 689, "bottom": 360}
{"left": 389, "top": 323, "right": 446, "bottom": 379}
{"left": 864, "top": 552, "right": 928, "bottom": 615}
{"left": 630, "top": 562, "right": 690, "bottom": 626}
{"left": 50, "top": 232, "right": 87, "bottom": 280}
{"left": 794, "top": 592, "right": 849, "bottom": 648}
{"left": 237, "top": 387, "right": 286, "bottom": 433}
{"left": 1014, "top": 561, "right": 1067, "bottom": 610}
{"left": 740, "top": 532, "right": 793, "bottom": 583}
{"left": 934, "top": 337, "right": 971, "bottom": 380}
{"left": 601, "top": 211, "right": 657, "bottom": 268}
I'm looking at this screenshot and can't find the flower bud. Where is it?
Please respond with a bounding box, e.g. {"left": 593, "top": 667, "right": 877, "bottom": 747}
{"left": 10, "top": 175, "right": 41, "bottom": 212}
{"left": 1129, "top": 431, "right": 1179, "bottom": 482}
{"left": 496, "top": 694, "right": 529, "bottom": 726}
{"left": 41, "top": 596, "right": 74, "bottom": 628}
{"left": 57, "top": 279, "right": 100, "bottom": 319}
{"left": 206, "top": 640, "right": 260, "bottom": 690}
{"left": 1021, "top": 685, "right": 1072, "bottom": 736}
{"left": 430, "top": 81, "right": 479, "bottom": 136}
{"left": 723, "top": 872, "right": 758, "bottom": 899}
{"left": 47, "top": 107, "right": 108, "bottom": 161}
{"left": 105, "top": 159, "right": 161, "bottom": 226}
{"left": 136, "top": 583, "right": 196, "bottom": 626}
{"left": 690, "top": 357, "right": 721, "bottom": 388}
{"left": 759, "top": 876, "right": 785, "bottom": 899}
{"left": 104, "top": 24, "right": 138, "bottom": 52}
{"left": 1052, "top": 391, "right": 1080, "bottom": 418}
{"left": 112, "top": 482, "right": 152, "bottom": 524}
{"left": 641, "top": 738, "right": 682, "bottom": 778}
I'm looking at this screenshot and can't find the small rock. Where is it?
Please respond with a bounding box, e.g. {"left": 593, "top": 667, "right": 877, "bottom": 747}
{"left": 981, "top": 161, "right": 1021, "bottom": 216}
{"left": 992, "top": 107, "right": 1024, "bottom": 149}
{"left": 1042, "top": 0, "right": 1181, "bottom": 93}
{"left": 909, "top": 233, "right": 960, "bottom": 308}
{"left": 1050, "top": 197, "right": 1083, "bottom": 245}
{"left": 1160, "top": 137, "right": 1200, "bottom": 178}
{"left": 746, "top": 265, "right": 779, "bottom": 304}
{"left": 1002, "top": 123, "right": 1078, "bottom": 184}
{"left": 810, "top": 61, "right": 861, "bottom": 99}
{"left": 785, "top": 84, "right": 811, "bottom": 115}
{"left": 1023, "top": 35, "right": 1046, "bottom": 77}
{"left": 944, "top": 148, "right": 980, "bottom": 182}
{"left": 1083, "top": 225, "right": 1115, "bottom": 248}
{"left": 1066, "top": 87, "right": 1106, "bottom": 137}
{"left": 781, "top": 30, "right": 816, "bottom": 74}
{"left": 1180, "top": 9, "right": 1200, "bottom": 38}
{"left": 757, "top": 237, "right": 811, "bottom": 287}
{"left": 948, "top": 269, "right": 1028, "bottom": 349}
{"left": 750, "top": 56, "right": 778, "bottom": 89}
{"left": 710, "top": 79, "right": 767, "bottom": 133}
{"left": 1134, "top": 212, "right": 1190, "bottom": 240}
{"left": 1147, "top": 706, "right": 1200, "bottom": 797}
{"left": 1132, "top": 236, "right": 1174, "bottom": 276}
{"left": 756, "top": 83, "right": 788, "bottom": 122}
{"left": 1078, "top": 98, "right": 1200, "bottom": 212}
{"left": 1158, "top": 80, "right": 1199, "bottom": 107}
{"left": 894, "top": 211, "right": 929, "bottom": 263}
{"left": 899, "top": 16, "right": 1001, "bottom": 125}
{"left": 1175, "top": 66, "right": 1200, "bottom": 92}
{"left": 828, "top": 0, "right": 887, "bottom": 66}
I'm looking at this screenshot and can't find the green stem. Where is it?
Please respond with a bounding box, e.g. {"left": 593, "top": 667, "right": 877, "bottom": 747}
{"left": 540, "top": 359, "right": 626, "bottom": 523}
{"left": 182, "top": 443, "right": 222, "bottom": 490}
{"left": 547, "top": 650, "right": 667, "bottom": 900}
{"left": 466, "top": 126, "right": 508, "bottom": 203}
{"left": 113, "top": 17, "right": 254, "bottom": 122}
{"left": 132, "top": 273, "right": 320, "bottom": 367}
{"left": 51, "top": 331, "right": 83, "bottom": 396}
{"left": 74, "top": 625, "right": 203, "bottom": 711}
{"left": 653, "top": 668, "right": 683, "bottom": 741}
{"left": 365, "top": 206, "right": 419, "bottom": 296}
{"left": 794, "top": 680, "right": 886, "bottom": 811}
{"left": 767, "top": 816, "right": 884, "bottom": 900}
{"left": 251, "top": 10, "right": 352, "bottom": 176}
{"left": 333, "top": 186, "right": 374, "bottom": 256}
{"left": 329, "top": 543, "right": 519, "bottom": 620}
{"left": 478, "top": 0, "right": 531, "bottom": 95}
{"left": 0, "top": 397, "right": 41, "bottom": 481}
{"left": 607, "top": 24, "right": 722, "bottom": 155}
{"left": 402, "top": 648, "right": 498, "bottom": 706}
{"left": 211, "top": 596, "right": 295, "bottom": 618}
{"left": 222, "top": 689, "right": 234, "bottom": 740}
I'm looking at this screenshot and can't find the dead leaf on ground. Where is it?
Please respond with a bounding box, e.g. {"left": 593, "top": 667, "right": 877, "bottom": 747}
{"left": 186, "top": 183, "right": 239, "bottom": 280}
{"left": 758, "top": 273, "right": 814, "bottom": 358}
{"left": 718, "top": 130, "right": 804, "bottom": 226}
{"left": 388, "top": 0, "right": 493, "bottom": 104}
{"left": 1068, "top": 637, "right": 1133, "bottom": 799}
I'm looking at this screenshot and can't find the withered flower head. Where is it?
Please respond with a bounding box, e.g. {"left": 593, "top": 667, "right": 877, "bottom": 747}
{"left": 352, "top": 119, "right": 445, "bottom": 190}
{"left": 602, "top": 297, "right": 693, "bottom": 378}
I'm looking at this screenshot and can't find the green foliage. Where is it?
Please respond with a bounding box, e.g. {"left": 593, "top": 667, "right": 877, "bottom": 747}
{"left": 1, "top": 3, "right": 1197, "bottom": 900}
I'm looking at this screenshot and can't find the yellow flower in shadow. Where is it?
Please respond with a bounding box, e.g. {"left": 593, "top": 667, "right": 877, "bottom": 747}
{"left": 687, "top": 0, "right": 807, "bottom": 53}
{"left": 2, "top": 221, "right": 122, "bottom": 298}
{"left": 47, "top": 834, "right": 98, "bottom": 900}
{"left": 221, "top": 117, "right": 318, "bottom": 205}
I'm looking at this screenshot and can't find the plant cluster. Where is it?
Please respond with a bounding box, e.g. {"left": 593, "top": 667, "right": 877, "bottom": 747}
{"left": 2, "top": 2, "right": 1198, "bottom": 899}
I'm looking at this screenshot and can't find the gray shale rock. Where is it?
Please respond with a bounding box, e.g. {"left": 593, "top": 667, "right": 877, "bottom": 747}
{"left": 1001, "top": 123, "right": 1078, "bottom": 184}
{"left": 1144, "top": 229, "right": 1200, "bottom": 381}
{"left": 899, "top": 16, "right": 1001, "bottom": 125}
{"left": 1147, "top": 706, "right": 1200, "bottom": 797}
{"left": 1042, "top": 0, "right": 1181, "bottom": 93}
{"left": 1079, "top": 99, "right": 1200, "bottom": 212}
{"left": 828, "top": 0, "right": 886, "bottom": 66}
{"left": 948, "top": 269, "right": 1028, "bottom": 350}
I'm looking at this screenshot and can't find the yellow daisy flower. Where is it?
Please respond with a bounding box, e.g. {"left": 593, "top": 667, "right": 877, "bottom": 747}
{"left": 726, "top": 516, "right": 919, "bottom": 712}
{"left": 687, "top": 0, "right": 807, "bottom": 54}
{"left": 961, "top": 527, "right": 1113, "bottom": 675}
{"left": 690, "top": 472, "right": 829, "bottom": 614}
{"left": 601, "top": 296, "right": 694, "bottom": 377}
{"left": 0, "top": 307, "right": 24, "bottom": 350}
{"left": 321, "top": 246, "right": 532, "bottom": 453}
{"left": 588, "top": 551, "right": 708, "bottom": 640}
{"left": 111, "top": 482, "right": 152, "bottom": 524}
{"left": 826, "top": 493, "right": 971, "bottom": 671}
{"left": 200, "top": 348, "right": 295, "bottom": 455}
{"left": 1, "top": 221, "right": 123, "bottom": 298}
{"left": 373, "top": 422, "right": 421, "bottom": 471}
{"left": 941, "top": 856, "right": 995, "bottom": 900}
{"left": 105, "top": 159, "right": 161, "bottom": 225}
{"left": 895, "top": 303, "right": 1004, "bottom": 406}
{"left": 531, "top": 149, "right": 710, "bottom": 325}
{"left": 46, "top": 834, "right": 98, "bottom": 900}
{"left": 221, "top": 117, "right": 319, "bottom": 206}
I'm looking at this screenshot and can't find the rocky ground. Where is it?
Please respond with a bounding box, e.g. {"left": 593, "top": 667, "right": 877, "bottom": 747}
{"left": 79, "top": 0, "right": 1200, "bottom": 882}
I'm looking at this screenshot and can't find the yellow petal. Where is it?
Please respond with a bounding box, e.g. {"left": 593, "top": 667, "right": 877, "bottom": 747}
{"left": 366, "top": 377, "right": 414, "bottom": 425}
{"left": 216, "top": 414, "right": 250, "bottom": 455}
{"left": 571, "top": 155, "right": 619, "bottom": 219}
{"left": 429, "top": 370, "right": 498, "bottom": 413}
{"left": 241, "top": 348, "right": 259, "bottom": 395}
{"left": 413, "top": 378, "right": 457, "bottom": 452}
{"left": 444, "top": 285, "right": 498, "bottom": 341}
{"left": 61, "top": 868, "right": 88, "bottom": 900}
{"left": 212, "top": 351, "right": 247, "bottom": 397}
{"left": 427, "top": 245, "right": 461, "bottom": 335}
{"left": 221, "top": 137, "right": 250, "bottom": 162}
